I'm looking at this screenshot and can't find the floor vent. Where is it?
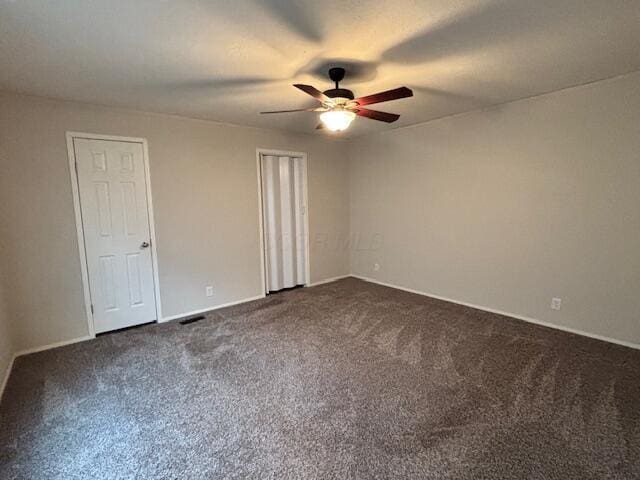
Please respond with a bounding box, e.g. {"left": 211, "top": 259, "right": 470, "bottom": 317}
{"left": 179, "top": 315, "right": 206, "bottom": 325}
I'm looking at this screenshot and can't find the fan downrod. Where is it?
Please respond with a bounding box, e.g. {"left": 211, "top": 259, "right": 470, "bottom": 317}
{"left": 328, "top": 67, "right": 346, "bottom": 88}
{"left": 324, "top": 67, "right": 354, "bottom": 100}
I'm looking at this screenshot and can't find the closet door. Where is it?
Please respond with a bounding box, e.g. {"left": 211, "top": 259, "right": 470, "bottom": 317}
{"left": 261, "top": 154, "right": 307, "bottom": 292}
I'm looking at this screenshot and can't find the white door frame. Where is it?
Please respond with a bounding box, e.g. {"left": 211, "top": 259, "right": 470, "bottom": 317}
{"left": 66, "top": 132, "right": 162, "bottom": 337}
{"left": 256, "top": 148, "right": 311, "bottom": 294}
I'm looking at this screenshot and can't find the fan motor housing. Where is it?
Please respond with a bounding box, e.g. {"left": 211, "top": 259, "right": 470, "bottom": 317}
{"left": 323, "top": 88, "right": 355, "bottom": 100}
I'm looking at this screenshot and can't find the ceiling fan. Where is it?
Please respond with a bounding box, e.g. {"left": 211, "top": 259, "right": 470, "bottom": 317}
{"left": 260, "top": 67, "right": 413, "bottom": 132}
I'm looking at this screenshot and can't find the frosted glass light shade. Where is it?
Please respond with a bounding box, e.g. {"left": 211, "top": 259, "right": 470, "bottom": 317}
{"left": 320, "top": 110, "right": 356, "bottom": 131}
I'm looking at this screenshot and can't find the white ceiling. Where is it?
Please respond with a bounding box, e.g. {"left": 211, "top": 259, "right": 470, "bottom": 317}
{"left": 2, "top": 0, "right": 639, "bottom": 137}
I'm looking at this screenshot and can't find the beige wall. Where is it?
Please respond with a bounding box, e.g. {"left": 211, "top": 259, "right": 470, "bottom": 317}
{"left": 1, "top": 70, "right": 638, "bottom": 355}
{"left": 349, "top": 71, "right": 640, "bottom": 346}
{"left": 0, "top": 93, "right": 350, "bottom": 352}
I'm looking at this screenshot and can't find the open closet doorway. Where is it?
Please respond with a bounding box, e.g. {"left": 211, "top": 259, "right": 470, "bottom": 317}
{"left": 257, "top": 150, "right": 310, "bottom": 294}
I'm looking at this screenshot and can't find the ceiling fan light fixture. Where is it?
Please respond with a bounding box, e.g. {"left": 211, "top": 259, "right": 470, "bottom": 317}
{"left": 261, "top": 69, "right": 412, "bottom": 131}
{"left": 320, "top": 109, "right": 356, "bottom": 132}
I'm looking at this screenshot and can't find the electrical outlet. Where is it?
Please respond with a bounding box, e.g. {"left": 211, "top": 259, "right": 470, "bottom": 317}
{"left": 374, "top": 263, "right": 380, "bottom": 271}
{"left": 551, "top": 297, "right": 562, "bottom": 310}
{"left": 206, "top": 286, "right": 214, "bottom": 297}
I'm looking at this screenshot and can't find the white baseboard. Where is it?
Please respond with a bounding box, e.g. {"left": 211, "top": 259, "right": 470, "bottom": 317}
{"left": 307, "top": 274, "right": 351, "bottom": 287}
{"left": 162, "top": 277, "right": 354, "bottom": 323}
{"left": 15, "top": 335, "right": 95, "bottom": 357}
{"left": 1, "top": 335, "right": 94, "bottom": 403}
{"left": 0, "top": 354, "right": 16, "bottom": 403}
{"left": 161, "top": 294, "right": 266, "bottom": 323}
{"left": 3, "top": 293, "right": 269, "bottom": 397}
{"left": 8, "top": 293, "right": 270, "bottom": 364}
{"left": 352, "top": 275, "right": 640, "bottom": 351}
{"left": 4, "top": 271, "right": 634, "bottom": 403}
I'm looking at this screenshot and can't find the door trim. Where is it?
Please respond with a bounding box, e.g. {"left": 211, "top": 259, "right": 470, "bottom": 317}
{"left": 256, "top": 149, "right": 311, "bottom": 294}
{"left": 66, "top": 132, "right": 163, "bottom": 337}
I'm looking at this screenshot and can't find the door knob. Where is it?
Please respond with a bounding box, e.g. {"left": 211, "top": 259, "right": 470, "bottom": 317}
{"left": 141, "top": 241, "right": 150, "bottom": 249}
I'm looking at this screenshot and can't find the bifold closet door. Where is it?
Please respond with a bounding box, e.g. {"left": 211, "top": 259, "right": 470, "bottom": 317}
{"left": 261, "top": 155, "right": 307, "bottom": 292}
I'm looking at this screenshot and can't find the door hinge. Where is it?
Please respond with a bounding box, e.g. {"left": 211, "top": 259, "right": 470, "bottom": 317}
{"left": 74, "top": 161, "right": 78, "bottom": 173}
{"left": 90, "top": 304, "right": 94, "bottom": 314}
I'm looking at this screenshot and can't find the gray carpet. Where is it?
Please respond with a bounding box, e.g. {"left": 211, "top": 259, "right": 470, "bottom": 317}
{"left": 1, "top": 278, "right": 639, "bottom": 479}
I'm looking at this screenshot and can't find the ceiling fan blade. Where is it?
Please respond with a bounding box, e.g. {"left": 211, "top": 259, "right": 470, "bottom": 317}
{"left": 355, "top": 108, "right": 400, "bottom": 123}
{"left": 260, "top": 108, "right": 318, "bottom": 114}
{"left": 293, "top": 84, "right": 329, "bottom": 102}
{"left": 354, "top": 87, "right": 413, "bottom": 106}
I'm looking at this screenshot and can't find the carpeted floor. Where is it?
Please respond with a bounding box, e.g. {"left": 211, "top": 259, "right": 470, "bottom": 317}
{"left": 1, "top": 278, "right": 639, "bottom": 479}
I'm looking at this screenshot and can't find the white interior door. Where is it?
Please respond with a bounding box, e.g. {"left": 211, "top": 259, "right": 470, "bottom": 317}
{"left": 74, "top": 138, "right": 157, "bottom": 333}
{"left": 261, "top": 154, "right": 308, "bottom": 292}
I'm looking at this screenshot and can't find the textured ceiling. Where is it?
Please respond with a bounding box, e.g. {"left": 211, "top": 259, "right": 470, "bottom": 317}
{"left": 2, "top": 0, "right": 640, "bottom": 137}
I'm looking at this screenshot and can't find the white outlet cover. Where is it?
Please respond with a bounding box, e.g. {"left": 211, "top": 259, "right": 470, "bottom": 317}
{"left": 551, "top": 297, "right": 562, "bottom": 310}
{"left": 374, "top": 263, "right": 380, "bottom": 271}
{"left": 206, "top": 286, "right": 214, "bottom": 297}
